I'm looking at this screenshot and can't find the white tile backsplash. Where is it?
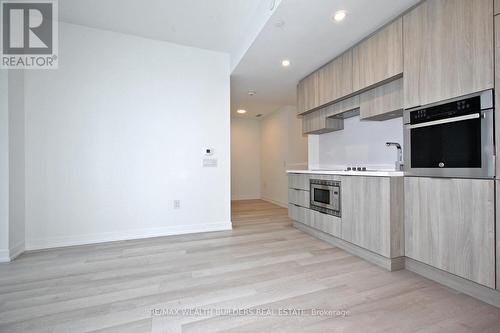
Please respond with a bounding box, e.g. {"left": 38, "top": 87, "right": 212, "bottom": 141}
{"left": 311, "top": 115, "right": 404, "bottom": 171}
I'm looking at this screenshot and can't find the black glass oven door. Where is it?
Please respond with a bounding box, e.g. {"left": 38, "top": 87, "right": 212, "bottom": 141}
{"left": 410, "top": 116, "right": 481, "bottom": 169}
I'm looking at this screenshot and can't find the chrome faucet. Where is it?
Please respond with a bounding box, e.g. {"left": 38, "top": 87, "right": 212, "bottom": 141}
{"left": 386, "top": 142, "right": 404, "bottom": 171}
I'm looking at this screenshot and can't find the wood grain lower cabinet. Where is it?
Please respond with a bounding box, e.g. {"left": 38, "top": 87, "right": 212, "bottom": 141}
{"left": 341, "top": 176, "right": 404, "bottom": 258}
{"left": 405, "top": 177, "right": 495, "bottom": 288}
{"left": 289, "top": 204, "right": 307, "bottom": 224}
{"left": 496, "top": 180, "right": 500, "bottom": 290}
{"left": 288, "top": 204, "right": 341, "bottom": 238}
{"left": 403, "top": 0, "right": 494, "bottom": 108}
{"left": 495, "top": 15, "right": 500, "bottom": 177}
{"left": 288, "top": 189, "right": 309, "bottom": 208}
{"left": 288, "top": 174, "right": 310, "bottom": 191}
{"left": 359, "top": 78, "right": 403, "bottom": 120}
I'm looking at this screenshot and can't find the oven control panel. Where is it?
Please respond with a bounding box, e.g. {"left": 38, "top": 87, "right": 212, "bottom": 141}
{"left": 410, "top": 95, "right": 481, "bottom": 125}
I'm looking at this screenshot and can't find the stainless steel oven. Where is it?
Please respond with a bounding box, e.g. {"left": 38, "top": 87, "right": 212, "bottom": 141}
{"left": 310, "top": 179, "right": 341, "bottom": 217}
{"left": 404, "top": 90, "right": 494, "bottom": 179}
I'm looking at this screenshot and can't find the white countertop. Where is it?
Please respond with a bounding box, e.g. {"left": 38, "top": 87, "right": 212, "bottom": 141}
{"left": 287, "top": 169, "right": 404, "bottom": 177}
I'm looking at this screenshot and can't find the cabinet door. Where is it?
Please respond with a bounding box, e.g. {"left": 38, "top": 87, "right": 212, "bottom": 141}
{"left": 309, "top": 210, "right": 341, "bottom": 238}
{"left": 288, "top": 174, "right": 310, "bottom": 191}
{"left": 302, "top": 109, "right": 325, "bottom": 134}
{"left": 289, "top": 205, "right": 341, "bottom": 237}
{"left": 495, "top": 15, "right": 500, "bottom": 177}
{"left": 302, "top": 108, "right": 344, "bottom": 134}
{"left": 341, "top": 176, "right": 403, "bottom": 258}
{"left": 405, "top": 177, "right": 495, "bottom": 288}
{"left": 297, "top": 72, "right": 319, "bottom": 115}
{"left": 495, "top": 0, "right": 500, "bottom": 15}
{"left": 403, "top": 0, "right": 494, "bottom": 108}
{"left": 359, "top": 78, "right": 403, "bottom": 120}
{"left": 496, "top": 180, "right": 500, "bottom": 290}
{"left": 288, "top": 189, "right": 309, "bottom": 208}
{"left": 297, "top": 81, "right": 306, "bottom": 115}
{"left": 352, "top": 18, "right": 403, "bottom": 92}
{"left": 318, "top": 50, "right": 353, "bottom": 105}
{"left": 289, "top": 204, "right": 307, "bottom": 224}
{"left": 326, "top": 95, "right": 360, "bottom": 118}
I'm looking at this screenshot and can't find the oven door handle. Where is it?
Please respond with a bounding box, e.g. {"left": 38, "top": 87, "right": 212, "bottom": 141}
{"left": 407, "top": 113, "right": 480, "bottom": 129}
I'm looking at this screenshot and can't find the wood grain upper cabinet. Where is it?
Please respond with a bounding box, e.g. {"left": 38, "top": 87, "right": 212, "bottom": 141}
{"left": 297, "top": 72, "right": 319, "bottom": 115}
{"left": 359, "top": 78, "right": 403, "bottom": 120}
{"left": 302, "top": 109, "right": 344, "bottom": 135}
{"left": 318, "top": 50, "right": 353, "bottom": 105}
{"left": 405, "top": 177, "right": 495, "bottom": 288}
{"left": 352, "top": 18, "right": 403, "bottom": 92}
{"left": 495, "top": 0, "right": 500, "bottom": 15}
{"left": 341, "top": 176, "right": 404, "bottom": 259}
{"left": 403, "top": 0, "right": 494, "bottom": 109}
{"left": 298, "top": 51, "right": 352, "bottom": 115}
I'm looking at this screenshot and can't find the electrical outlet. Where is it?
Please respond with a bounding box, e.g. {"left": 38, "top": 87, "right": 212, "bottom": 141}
{"left": 173, "top": 200, "right": 180, "bottom": 209}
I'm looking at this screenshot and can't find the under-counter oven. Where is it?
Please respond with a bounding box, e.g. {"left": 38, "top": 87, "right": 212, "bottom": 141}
{"left": 310, "top": 179, "right": 341, "bottom": 217}
{"left": 404, "top": 90, "right": 494, "bottom": 179}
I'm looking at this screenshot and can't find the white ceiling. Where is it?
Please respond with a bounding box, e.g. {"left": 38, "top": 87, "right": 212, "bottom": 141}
{"left": 231, "top": 0, "right": 420, "bottom": 118}
{"left": 58, "top": 0, "right": 278, "bottom": 70}
{"left": 59, "top": 0, "right": 420, "bottom": 119}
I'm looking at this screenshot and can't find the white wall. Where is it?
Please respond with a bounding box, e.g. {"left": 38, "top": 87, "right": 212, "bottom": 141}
{"left": 312, "top": 116, "right": 404, "bottom": 170}
{"left": 231, "top": 117, "right": 261, "bottom": 200}
{"left": 261, "top": 106, "right": 307, "bottom": 207}
{"left": 8, "top": 71, "right": 25, "bottom": 258}
{"left": 24, "top": 23, "right": 231, "bottom": 250}
{"left": 287, "top": 106, "right": 309, "bottom": 170}
{"left": 0, "top": 70, "right": 9, "bottom": 261}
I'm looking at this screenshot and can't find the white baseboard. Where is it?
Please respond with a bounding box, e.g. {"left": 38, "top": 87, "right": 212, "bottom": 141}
{"left": 26, "top": 222, "right": 232, "bottom": 251}
{"left": 0, "top": 249, "right": 10, "bottom": 263}
{"left": 9, "top": 242, "right": 25, "bottom": 260}
{"left": 261, "top": 196, "right": 288, "bottom": 208}
{"left": 0, "top": 242, "right": 26, "bottom": 263}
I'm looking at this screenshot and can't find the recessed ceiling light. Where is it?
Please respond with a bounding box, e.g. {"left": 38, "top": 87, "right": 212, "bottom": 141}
{"left": 282, "top": 59, "right": 291, "bottom": 67}
{"left": 248, "top": 90, "right": 256, "bottom": 96}
{"left": 333, "top": 10, "right": 347, "bottom": 22}
{"left": 237, "top": 109, "right": 247, "bottom": 114}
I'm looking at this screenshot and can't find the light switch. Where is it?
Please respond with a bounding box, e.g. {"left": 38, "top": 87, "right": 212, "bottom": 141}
{"left": 203, "top": 158, "right": 218, "bottom": 167}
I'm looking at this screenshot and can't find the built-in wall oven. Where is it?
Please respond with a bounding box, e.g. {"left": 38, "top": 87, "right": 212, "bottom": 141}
{"left": 310, "top": 179, "right": 341, "bottom": 217}
{"left": 404, "top": 90, "right": 494, "bottom": 179}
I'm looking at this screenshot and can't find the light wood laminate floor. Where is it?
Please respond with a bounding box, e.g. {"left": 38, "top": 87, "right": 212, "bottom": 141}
{"left": 1, "top": 200, "right": 500, "bottom": 332}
